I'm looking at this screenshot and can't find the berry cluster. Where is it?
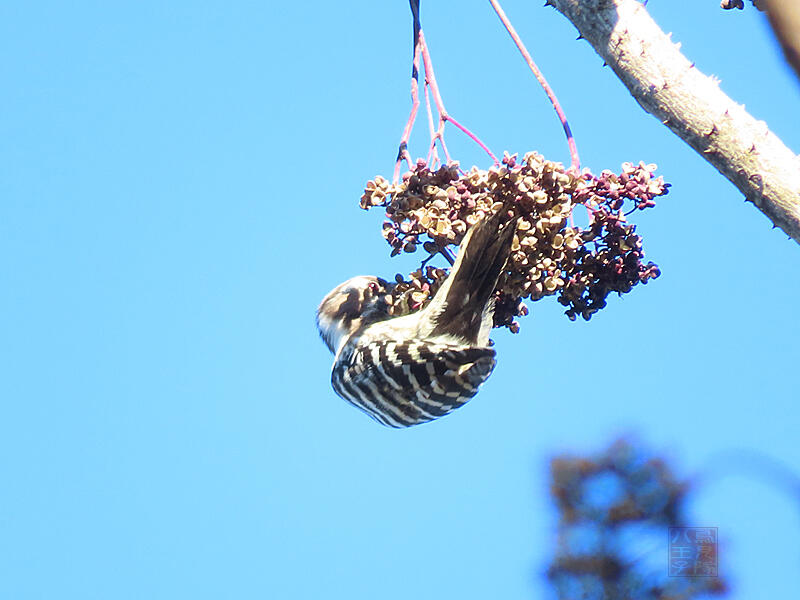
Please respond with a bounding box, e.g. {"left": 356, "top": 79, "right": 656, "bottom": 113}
{"left": 385, "top": 266, "right": 448, "bottom": 317}
{"left": 720, "top": 0, "right": 764, "bottom": 9}
{"left": 361, "top": 152, "right": 669, "bottom": 331}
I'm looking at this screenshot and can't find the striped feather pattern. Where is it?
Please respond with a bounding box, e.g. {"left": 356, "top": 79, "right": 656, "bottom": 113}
{"left": 331, "top": 339, "right": 496, "bottom": 428}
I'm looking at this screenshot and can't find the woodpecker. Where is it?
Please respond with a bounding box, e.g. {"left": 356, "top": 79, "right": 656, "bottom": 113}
{"left": 316, "top": 210, "right": 516, "bottom": 427}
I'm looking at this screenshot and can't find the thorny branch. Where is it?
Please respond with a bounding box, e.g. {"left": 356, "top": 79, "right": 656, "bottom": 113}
{"left": 548, "top": 0, "right": 800, "bottom": 244}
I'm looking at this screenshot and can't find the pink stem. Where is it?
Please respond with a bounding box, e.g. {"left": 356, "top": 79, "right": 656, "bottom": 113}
{"left": 438, "top": 130, "right": 453, "bottom": 165}
{"left": 424, "top": 81, "right": 440, "bottom": 167}
{"left": 418, "top": 31, "right": 499, "bottom": 166}
{"left": 393, "top": 40, "right": 422, "bottom": 183}
{"left": 488, "top": 0, "right": 581, "bottom": 170}
{"left": 428, "top": 118, "right": 446, "bottom": 167}
{"left": 447, "top": 115, "right": 496, "bottom": 166}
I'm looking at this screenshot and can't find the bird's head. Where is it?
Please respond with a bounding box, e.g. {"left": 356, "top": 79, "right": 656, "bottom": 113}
{"left": 316, "top": 276, "right": 392, "bottom": 355}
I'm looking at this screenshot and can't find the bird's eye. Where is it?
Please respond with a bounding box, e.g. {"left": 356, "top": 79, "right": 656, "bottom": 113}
{"left": 368, "top": 282, "right": 379, "bottom": 293}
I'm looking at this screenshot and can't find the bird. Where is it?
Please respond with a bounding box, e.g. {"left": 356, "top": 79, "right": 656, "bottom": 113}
{"left": 316, "top": 209, "right": 516, "bottom": 427}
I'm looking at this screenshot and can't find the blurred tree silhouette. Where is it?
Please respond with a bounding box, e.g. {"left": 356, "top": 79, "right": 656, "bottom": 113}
{"left": 546, "top": 439, "right": 728, "bottom": 600}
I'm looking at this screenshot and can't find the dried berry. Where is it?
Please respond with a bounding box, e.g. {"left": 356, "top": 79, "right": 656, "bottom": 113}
{"left": 362, "top": 151, "right": 669, "bottom": 331}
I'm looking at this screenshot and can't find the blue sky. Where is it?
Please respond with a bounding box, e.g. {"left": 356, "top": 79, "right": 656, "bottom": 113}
{"left": 1, "top": 1, "right": 799, "bottom": 599}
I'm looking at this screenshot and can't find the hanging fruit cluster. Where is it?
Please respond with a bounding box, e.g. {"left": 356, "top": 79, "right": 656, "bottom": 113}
{"left": 361, "top": 151, "right": 669, "bottom": 331}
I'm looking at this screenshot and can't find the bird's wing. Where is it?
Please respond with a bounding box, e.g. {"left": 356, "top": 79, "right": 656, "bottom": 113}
{"left": 331, "top": 339, "right": 496, "bottom": 428}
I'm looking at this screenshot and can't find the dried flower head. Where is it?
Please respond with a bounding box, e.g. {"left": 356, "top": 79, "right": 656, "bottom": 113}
{"left": 361, "top": 151, "right": 670, "bottom": 332}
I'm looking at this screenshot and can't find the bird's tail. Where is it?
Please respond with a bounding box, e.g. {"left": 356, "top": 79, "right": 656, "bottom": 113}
{"left": 427, "top": 210, "right": 516, "bottom": 344}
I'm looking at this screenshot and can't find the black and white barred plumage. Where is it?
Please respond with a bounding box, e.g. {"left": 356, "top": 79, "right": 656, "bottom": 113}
{"left": 316, "top": 211, "right": 515, "bottom": 427}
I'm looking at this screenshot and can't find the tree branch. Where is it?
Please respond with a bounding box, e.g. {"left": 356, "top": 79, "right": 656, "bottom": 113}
{"left": 549, "top": 0, "right": 800, "bottom": 244}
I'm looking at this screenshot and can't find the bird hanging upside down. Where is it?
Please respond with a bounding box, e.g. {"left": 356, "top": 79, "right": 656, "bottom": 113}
{"left": 316, "top": 210, "right": 516, "bottom": 427}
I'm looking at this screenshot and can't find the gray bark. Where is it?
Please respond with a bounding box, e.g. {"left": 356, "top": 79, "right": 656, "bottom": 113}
{"left": 549, "top": 0, "right": 800, "bottom": 244}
